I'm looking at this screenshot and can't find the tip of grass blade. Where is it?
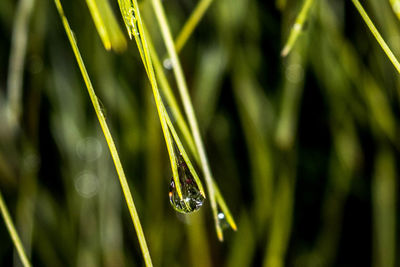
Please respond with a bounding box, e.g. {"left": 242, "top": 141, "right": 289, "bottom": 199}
{"left": 230, "top": 219, "right": 238, "bottom": 231}
{"left": 281, "top": 45, "right": 290, "bottom": 57}
{"left": 199, "top": 186, "right": 206, "bottom": 198}
{"left": 216, "top": 227, "right": 224, "bottom": 242}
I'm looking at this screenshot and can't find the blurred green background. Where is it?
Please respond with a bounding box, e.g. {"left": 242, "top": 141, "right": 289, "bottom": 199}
{"left": 0, "top": 0, "right": 399, "bottom": 266}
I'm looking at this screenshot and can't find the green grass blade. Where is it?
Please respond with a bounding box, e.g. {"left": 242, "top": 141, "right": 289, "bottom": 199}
{"left": 281, "top": 0, "right": 316, "bottom": 57}
{"left": 389, "top": 0, "right": 400, "bottom": 20}
{"left": 85, "top": 0, "right": 127, "bottom": 52}
{"left": 117, "top": 2, "right": 150, "bottom": 75}
{"left": 116, "top": 0, "right": 206, "bottom": 201}
{"left": 151, "top": 0, "right": 235, "bottom": 240}
{"left": 372, "top": 146, "right": 396, "bottom": 267}
{"left": 157, "top": 0, "right": 237, "bottom": 234}
{"left": 145, "top": 29, "right": 198, "bottom": 161}
{"left": 351, "top": 0, "right": 400, "bottom": 74}
{"left": 164, "top": 107, "right": 205, "bottom": 197}
{"left": 118, "top": 0, "right": 184, "bottom": 199}
{"left": 175, "top": 0, "right": 213, "bottom": 53}
{"left": 53, "top": 1, "right": 153, "bottom": 266}
{"left": 213, "top": 181, "right": 237, "bottom": 231}
{"left": 6, "top": 0, "right": 35, "bottom": 132}
{"left": 0, "top": 190, "right": 32, "bottom": 267}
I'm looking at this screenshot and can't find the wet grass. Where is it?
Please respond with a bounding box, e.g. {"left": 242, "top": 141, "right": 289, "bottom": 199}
{"left": 0, "top": 0, "right": 399, "bottom": 266}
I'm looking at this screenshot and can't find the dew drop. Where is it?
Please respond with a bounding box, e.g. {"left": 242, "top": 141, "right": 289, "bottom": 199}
{"left": 122, "top": 6, "right": 139, "bottom": 39}
{"left": 98, "top": 97, "right": 107, "bottom": 118}
{"left": 168, "top": 160, "right": 204, "bottom": 213}
{"left": 217, "top": 212, "right": 230, "bottom": 230}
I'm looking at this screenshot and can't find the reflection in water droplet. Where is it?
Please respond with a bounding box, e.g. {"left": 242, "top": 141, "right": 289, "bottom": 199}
{"left": 217, "top": 212, "right": 230, "bottom": 230}
{"left": 168, "top": 160, "right": 204, "bottom": 213}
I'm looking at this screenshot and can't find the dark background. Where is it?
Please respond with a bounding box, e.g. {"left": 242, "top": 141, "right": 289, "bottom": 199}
{"left": 0, "top": 0, "right": 399, "bottom": 266}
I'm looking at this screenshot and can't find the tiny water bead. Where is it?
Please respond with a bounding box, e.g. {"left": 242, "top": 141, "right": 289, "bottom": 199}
{"left": 217, "top": 212, "right": 230, "bottom": 230}
{"left": 168, "top": 160, "right": 204, "bottom": 213}
{"left": 121, "top": 4, "right": 139, "bottom": 39}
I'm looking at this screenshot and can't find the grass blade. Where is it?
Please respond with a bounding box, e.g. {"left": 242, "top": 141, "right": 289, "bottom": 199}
{"left": 351, "top": 0, "right": 400, "bottom": 74}
{"left": 174, "top": 0, "right": 214, "bottom": 53}
{"left": 85, "top": 0, "right": 127, "bottom": 52}
{"left": 281, "top": 0, "right": 316, "bottom": 57}
{"left": 0, "top": 190, "right": 31, "bottom": 267}
{"left": 372, "top": 146, "right": 396, "bottom": 267}
{"left": 117, "top": 0, "right": 184, "bottom": 199}
{"left": 117, "top": 0, "right": 205, "bottom": 201}
{"left": 389, "top": 0, "right": 400, "bottom": 20}
{"left": 144, "top": 29, "right": 198, "bottom": 160}
{"left": 53, "top": 1, "right": 153, "bottom": 265}
{"left": 6, "top": 0, "right": 35, "bottom": 131}
{"left": 151, "top": 0, "right": 236, "bottom": 240}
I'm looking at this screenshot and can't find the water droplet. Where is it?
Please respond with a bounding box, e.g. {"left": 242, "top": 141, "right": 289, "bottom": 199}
{"left": 122, "top": 6, "right": 139, "bottom": 39}
{"left": 168, "top": 161, "right": 204, "bottom": 213}
{"left": 163, "top": 58, "right": 173, "bottom": 70}
{"left": 98, "top": 97, "right": 107, "bottom": 118}
{"left": 217, "top": 212, "right": 230, "bottom": 230}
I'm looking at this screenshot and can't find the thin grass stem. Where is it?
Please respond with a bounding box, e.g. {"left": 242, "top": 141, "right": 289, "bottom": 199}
{"left": 151, "top": 0, "right": 224, "bottom": 240}
{"left": 213, "top": 181, "right": 237, "bottom": 231}
{"left": 143, "top": 25, "right": 198, "bottom": 161}
{"left": 281, "top": 0, "right": 315, "bottom": 57}
{"left": 174, "top": 0, "right": 213, "bottom": 53}
{"left": 85, "top": 0, "right": 111, "bottom": 50}
{"left": 118, "top": 0, "right": 183, "bottom": 199}
{"left": 85, "top": 0, "right": 127, "bottom": 52}
{"left": 389, "top": 0, "right": 400, "bottom": 20}
{"left": 164, "top": 106, "right": 205, "bottom": 196}
{"left": 6, "top": 0, "right": 35, "bottom": 131}
{"left": 149, "top": 22, "right": 236, "bottom": 233}
{"left": 53, "top": 1, "right": 153, "bottom": 265}
{"left": 170, "top": 0, "right": 238, "bottom": 233}
{"left": 351, "top": 0, "right": 400, "bottom": 74}
{"left": 117, "top": 0, "right": 205, "bottom": 201}
{"left": 0, "top": 190, "right": 31, "bottom": 267}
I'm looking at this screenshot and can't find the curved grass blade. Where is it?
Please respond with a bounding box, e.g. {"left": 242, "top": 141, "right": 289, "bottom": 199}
{"left": 0, "top": 190, "right": 31, "bottom": 267}
{"left": 53, "top": 1, "right": 153, "bottom": 265}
